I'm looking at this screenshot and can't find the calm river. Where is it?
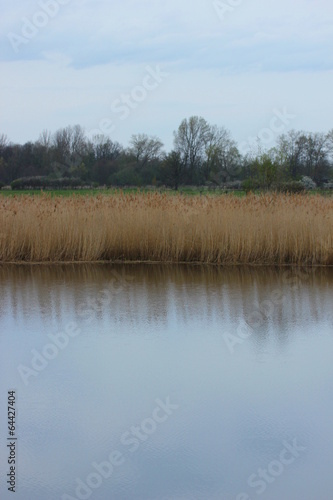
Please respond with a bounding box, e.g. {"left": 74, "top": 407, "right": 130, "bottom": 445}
{"left": 0, "top": 264, "right": 333, "bottom": 500}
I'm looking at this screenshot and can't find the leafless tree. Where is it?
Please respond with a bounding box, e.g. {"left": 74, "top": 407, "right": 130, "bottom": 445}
{"left": 128, "top": 133, "right": 164, "bottom": 168}
{"left": 173, "top": 116, "right": 211, "bottom": 177}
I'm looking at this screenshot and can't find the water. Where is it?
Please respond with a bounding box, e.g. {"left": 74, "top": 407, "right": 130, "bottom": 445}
{"left": 0, "top": 264, "right": 333, "bottom": 500}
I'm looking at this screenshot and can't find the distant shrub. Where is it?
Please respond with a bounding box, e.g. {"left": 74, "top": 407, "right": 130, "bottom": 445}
{"left": 301, "top": 176, "right": 317, "bottom": 190}
{"left": 10, "top": 176, "right": 85, "bottom": 190}
{"left": 108, "top": 167, "right": 142, "bottom": 187}
{"left": 11, "top": 177, "right": 39, "bottom": 190}
{"left": 242, "top": 179, "right": 260, "bottom": 193}
{"left": 223, "top": 180, "right": 243, "bottom": 190}
{"left": 0, "top": 181, "right": 5, "bottom": 190}
{"left": 272, "top": 181, "right": 305, "bottom": 193}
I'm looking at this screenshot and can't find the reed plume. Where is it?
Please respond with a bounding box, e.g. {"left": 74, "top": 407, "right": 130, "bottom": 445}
{"left": 0, "top": 192, "right": 332, "bottom": 265}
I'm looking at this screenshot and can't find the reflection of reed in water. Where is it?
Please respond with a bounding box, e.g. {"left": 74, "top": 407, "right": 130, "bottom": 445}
{"left": 0, "top": 264, "right": 332, "bottom": 345}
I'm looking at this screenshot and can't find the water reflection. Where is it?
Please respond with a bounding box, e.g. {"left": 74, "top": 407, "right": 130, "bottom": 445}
{"left": 0, "top": 264, "right": 332, "bottom": 500}
{"left": 1, "top": 263, "right": 332, "bottom": 344}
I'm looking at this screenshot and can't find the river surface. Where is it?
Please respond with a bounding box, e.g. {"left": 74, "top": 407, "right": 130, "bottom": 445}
{"left": 0, "top": 264, "right": 333, "bottom": 500}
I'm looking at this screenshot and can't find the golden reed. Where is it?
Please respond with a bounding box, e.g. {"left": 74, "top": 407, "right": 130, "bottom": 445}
{"left": 0, "top": 192, "right": 332, "bottom": 265}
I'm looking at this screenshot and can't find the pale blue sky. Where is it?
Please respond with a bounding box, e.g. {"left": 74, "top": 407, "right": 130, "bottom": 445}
{"left": 1, "top": 0, "right": 332, "bottom": 150}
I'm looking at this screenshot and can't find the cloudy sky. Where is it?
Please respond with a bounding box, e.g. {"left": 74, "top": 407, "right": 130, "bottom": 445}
{"left": 0, "top": 0, "right": 332, "bottom": 151}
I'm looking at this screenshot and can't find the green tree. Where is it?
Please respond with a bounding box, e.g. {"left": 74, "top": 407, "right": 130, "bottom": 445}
{"left": 162, "top": 151, "right": 183, "bottom": 189}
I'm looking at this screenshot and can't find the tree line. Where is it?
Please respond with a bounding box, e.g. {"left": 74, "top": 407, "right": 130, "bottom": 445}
{"left": 1, "top": 117, "right": 333, "bottom": 190}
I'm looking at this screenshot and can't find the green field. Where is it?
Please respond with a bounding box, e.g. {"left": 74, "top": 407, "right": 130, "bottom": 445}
{"left": 0, "top": 188, "right": 113, "bottom": 197}
{"left": 0, "top": 187, "right": 332, "bottom": 198}
{"left": 0, "top": 187, "right": 247, "bottom": 197}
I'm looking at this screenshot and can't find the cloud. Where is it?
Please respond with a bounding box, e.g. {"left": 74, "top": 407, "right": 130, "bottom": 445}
{"left": 0, "top": 0, "right": 332, "bottom": 146}
{"left": 2, "top": 0, "right": 333, "bottom": 71}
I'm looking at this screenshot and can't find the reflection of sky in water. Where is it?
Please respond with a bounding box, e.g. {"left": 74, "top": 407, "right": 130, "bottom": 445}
{"left": 0, "top": 265, "right": 333, "bottom": 499}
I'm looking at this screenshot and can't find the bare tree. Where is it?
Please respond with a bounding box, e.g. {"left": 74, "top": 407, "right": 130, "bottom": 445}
{"left": 0, "top": 133, "right": 10, "bottom": 155}
{"left": 303, "top": 132, "right": 331, "bottom": 182}
{"left": 128, "top": 134, "right": 164, "bottom": 168}
{"left": 275, "top": 130, "right": 307, "bottom": 179}
{"left": 51, "top": 125, "right": 88, "bottom": 178}
{"left": 91, "top": 135, "right": 122, "bottom": 161}
{"left": 71, "top": 124, "right": 87, "bottom": 157}
{"left": 275, "top": 130, "right": 332, "bottom": 181}
{"left": 203, "top": 125, "right": 241, "bottom": 183}
{"left": 37, "top": 129, "right": 52, "bottom": 149}
{"left": 327, "top": 129, "right": 333, "bottom": 152}
{"left": 173, "top": 116, "right": 211, "bottom": 180}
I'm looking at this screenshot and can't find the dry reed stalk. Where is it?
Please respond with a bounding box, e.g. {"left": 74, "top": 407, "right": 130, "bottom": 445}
{"left": 0, "top": 193, "right": 332, "bottom": 265}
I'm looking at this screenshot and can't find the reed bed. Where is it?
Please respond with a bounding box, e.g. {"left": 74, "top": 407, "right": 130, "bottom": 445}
{"left": 0, "top": 192, "right": 332, "bottom": 265}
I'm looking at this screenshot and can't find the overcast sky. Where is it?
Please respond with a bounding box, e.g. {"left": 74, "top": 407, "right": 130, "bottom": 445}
{"left": 1, "top": 0, "right": 332, "bottom": 151}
